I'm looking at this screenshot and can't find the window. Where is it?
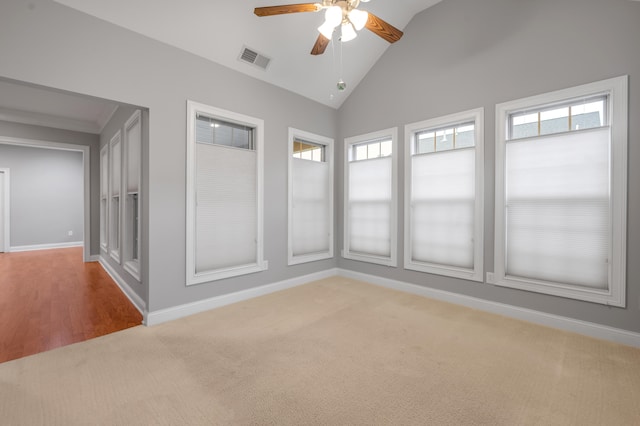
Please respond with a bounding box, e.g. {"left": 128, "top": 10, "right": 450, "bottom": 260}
{"left": 123, "top": 110, "right": 142, "bottom": 280}
{"left": 343, "top": 128, "right": 397, "bottom": 266}
{"left": 494, "top": 76, "right": 628, "bottom": 306}
{"left": 186, "top": 101, "right": 266, "bottom": 285}
{"left": 109, "top": 131, "right": 121, "bottom": 262}
{"left": 288, "top": 128, "right": 334, "bottom": 265}
{"left": 405, "top": 108, "right": 484, "bottom": 281}
{"left": 100, "top": 144, "right": 109, "bottom": 252}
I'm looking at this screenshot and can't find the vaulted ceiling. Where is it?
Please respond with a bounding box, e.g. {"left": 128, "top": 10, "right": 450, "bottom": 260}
{"left": 52, "top": 0, "right": 442, "bottom": 109}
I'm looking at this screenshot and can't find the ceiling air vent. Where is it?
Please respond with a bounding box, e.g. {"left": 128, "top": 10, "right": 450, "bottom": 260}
{"left": 238, "top": 46, "right": 271, "bottom": 70}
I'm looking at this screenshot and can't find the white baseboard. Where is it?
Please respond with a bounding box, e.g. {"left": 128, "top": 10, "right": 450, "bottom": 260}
{"left": 337, "top": 269, "right": 640, "bottom": 349}
{"left": 145, "top": 268, "right": 339, "bottom": 326}
{"left": 98, "top": 257, "right": 146, "bottom": 316}
{"left": 86, "top": 254, "right": 100, "bottom": 262}
{"left": 10, "top": 241, "right": 83, "bottom": 252}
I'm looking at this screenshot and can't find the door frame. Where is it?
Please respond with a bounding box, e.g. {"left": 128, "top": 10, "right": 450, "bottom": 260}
{"left": 0, "top": 167, "right": 9, "bottom": 252}
{"left": 0, "top": 136, "right": 91, "bottom": 261}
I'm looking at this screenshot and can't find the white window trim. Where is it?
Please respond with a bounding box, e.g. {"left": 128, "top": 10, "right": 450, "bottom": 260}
{"left": 404, "top": 108, "right": 485, "bottom": 282}
{"left": 109, "top": 130, "right": 121, "bottom": 263}
{"left": 493, "top": 76, "right": 628, "bottom": 307}
{"left": 123, "top": 109, "right": 142, "bottom": 281}
{"left": 287, "top": 127, "right": 334, "bottom": 265}
{"left": 186, "top": 100, "right": 267, "bottom": 285}
{"left": 100, "top": 144, "right": 109, "bottom": 253}
{"left": 343, "top": 127, "right": 398, "bottom": 267}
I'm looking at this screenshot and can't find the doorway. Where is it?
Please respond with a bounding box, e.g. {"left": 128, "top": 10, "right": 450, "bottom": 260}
{"left": 0, "top": 168, "right": 9, "bottom": 252}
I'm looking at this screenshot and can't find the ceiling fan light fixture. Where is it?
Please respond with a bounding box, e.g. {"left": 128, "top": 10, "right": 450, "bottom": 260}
{"left": 318, "top": 21, "right": 336, "bottom": 39}
{"left": 340, "top": 22, "right": 357, "bottom": 42}
{"left": 348, "top": 9, "right": 368, "bottom": 31}
{"left": 324, "top": 5, "right": 343, "bottom": 27}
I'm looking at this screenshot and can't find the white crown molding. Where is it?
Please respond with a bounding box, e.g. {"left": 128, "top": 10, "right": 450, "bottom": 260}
{"left": 0, "top": 106, "right": 101, "bottom": 134}
{"left": 97, "top": 104, "right": 119, "bottom": 134}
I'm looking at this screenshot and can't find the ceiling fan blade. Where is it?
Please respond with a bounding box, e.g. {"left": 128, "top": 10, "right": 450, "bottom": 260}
{"left": 310, "top": 34, "right": 330, "bottom": 55}
{"left": 365, "top": 12, "right": 404, "bottom": 43}
{"left": 254, "top": 3, "right": 319, "bottom": 17}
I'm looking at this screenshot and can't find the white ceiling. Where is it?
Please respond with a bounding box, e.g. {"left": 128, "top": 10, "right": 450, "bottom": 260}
{"left": 0, "top": 79, "right": 119, "bottom": 134}
{"left": 52, "top": 0, "right": 442, "bottom": 109}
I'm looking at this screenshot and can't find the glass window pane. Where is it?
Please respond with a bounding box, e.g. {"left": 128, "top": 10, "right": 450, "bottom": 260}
{"left": 381, "top": 140, "right": 392, "bottom": 157}
{"left": 196, "top": 115, "right": 253, "bottom": 150}
{"left": 455, "top": 124, "right": 475, "bottom": 148}
{"left": 416, "top": 132, "right": 435, "bottom": 154}
{"left": 368, "top": 142, "right": 381, "bottom": 159}
{"left": 511, "top": 112, "right": 538, "bottom": 140}
{"left": 540, "top": 107, "right": 569, "bottom": 135}
{"left": 355, "top": 144, "right": 368, "bottom": 161}
{"left": 436, "top": 129, "right": 454, "bottom": 151}
{"left": 572, "top": 100, "right": 605, "bottom": 130}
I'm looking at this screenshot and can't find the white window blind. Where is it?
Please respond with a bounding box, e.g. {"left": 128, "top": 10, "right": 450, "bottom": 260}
{"left": 291, "top": 158, "right": 330, "bottom": 257}
{"left": 348, "top": 156, "right": 392, "bottom": 257}
{"left": 101, "top": 148, "right": 108, "bottom": 199}
{"left": 195, "top": 143, "right": 257, "bottom": 273}
{"left": 126, "top": 115, "right": 141, "bottom": 193}
{"left": 111, "top": 139, "right": 121, "bottom": 197}
{"left": 505, "top": 127, "right": 610, "bottom": 289}
{"left": 494, "top": 75, "right": 627, "bottom": 306}
{"left": 411, "top": 148, "right": 475, "bottom": 268}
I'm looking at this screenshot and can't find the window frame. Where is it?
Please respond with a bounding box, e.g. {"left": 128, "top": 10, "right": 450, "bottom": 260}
{"left": 122, "top": 109, "right": 142, "bottom": 281}
{"left": 343, "top": 127, "right": 398, "bottom": 267}
{"left": 108, "top": 130, "right": 122, "bottom": 263}
{"left": 100, "top": 144, "right": 109, "bottom": 253}
{"left": 493, "top": 76, "right": 628, "bottom": 306}
{"left": 287, "top": 127, "right": 334, "bottom": 265}
{"left": 186, "top": 100, "right": 266, "bottom": 285}
{"left": 404, "top": 107, "right": 485, "bottom": 282}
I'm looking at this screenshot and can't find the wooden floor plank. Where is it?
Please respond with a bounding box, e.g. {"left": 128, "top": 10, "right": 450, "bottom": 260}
{"left": 0, "top": 247, "right": 142, "bottom": 363}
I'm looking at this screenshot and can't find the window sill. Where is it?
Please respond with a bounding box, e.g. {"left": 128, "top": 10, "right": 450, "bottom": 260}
{"left": 405, "top": 260, "right": 483, "bottom": 282}
{"left": 492, "top": 274, "right": 624, "bottom": 307}
{"left": 342, "top": 250, "right": 396, "bottom": 267}
{"left": 288, "top": 251, "right": 333, "bottom": 266}
{"left": 187, "top": 261, "right": 269, "bottom": 286}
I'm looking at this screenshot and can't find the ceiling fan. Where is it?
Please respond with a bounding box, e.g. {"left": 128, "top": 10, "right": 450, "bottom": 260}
{"left": 254, "top": 0, "right": 404, "bottom": 55}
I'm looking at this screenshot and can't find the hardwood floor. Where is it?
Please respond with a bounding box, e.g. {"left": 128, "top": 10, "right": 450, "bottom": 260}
{"left": 0, "top": 247, "right": 142, "bottom": 363}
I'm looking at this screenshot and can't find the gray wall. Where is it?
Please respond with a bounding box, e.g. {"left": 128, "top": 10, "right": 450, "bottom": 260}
{"left": 337, "top": 0, "right": 640, "bottom": 332}
{"left": 0, "top": 143, "right": 83, "bottom": 247}
{"left": 0, "top": 119, "right": 100, "bottom": 252}
{"left": 0, "top": 0, "right": 337, "bottom": 312}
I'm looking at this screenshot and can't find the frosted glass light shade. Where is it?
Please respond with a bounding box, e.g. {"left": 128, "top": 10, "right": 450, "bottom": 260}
{"left": 318, "top": 21, "right": 336, "bottom": 39}
{"left": 341, "top": 22, "right": 357, "bottom": 42}
{"left": 325, "top": 6, "right": 342, "bottom": 26}
{"left": 348, "top": 9, "right": 368, "bottom": 31}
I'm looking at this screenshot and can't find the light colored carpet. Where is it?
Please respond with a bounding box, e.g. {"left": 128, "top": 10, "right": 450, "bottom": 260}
{"left": 1, "top": 277, "right": 639, "bottom": 425}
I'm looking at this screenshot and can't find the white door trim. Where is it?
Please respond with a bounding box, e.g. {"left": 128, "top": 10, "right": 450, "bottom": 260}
{"left": 0, "top": 168, "right": 9, "bottom": 252}
{"left": 0, "top": 136, "right": 91, "bottom": 261}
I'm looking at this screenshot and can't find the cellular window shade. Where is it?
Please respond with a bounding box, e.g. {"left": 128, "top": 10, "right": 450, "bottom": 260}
{"left": 101, "top": 151, "right": 108, "bottom": 198}
{"left": 111, "top": 141, "right": 121, "bottom": 197}
{"left": 348, "top": 157, "right": 392, "bottom": 257}
{"left": 126, "top": 119, "right": 141, "bottom": 193}
{"left": 292, "top": 158, "right": 330, "bottom": 256}
{"left": 505, "top": 127, "right": 610, "bottom": 289}
{"left": 411, "top": 149, "right": 475, "bottom": 268}
{"left": 195, "top": 143, "right": 257, "bottom": 273}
